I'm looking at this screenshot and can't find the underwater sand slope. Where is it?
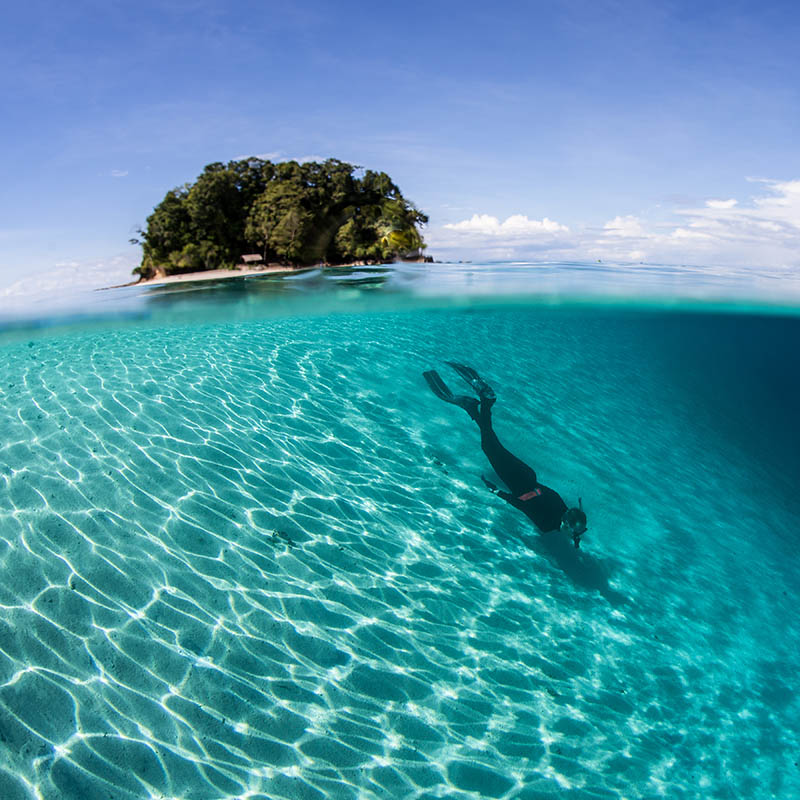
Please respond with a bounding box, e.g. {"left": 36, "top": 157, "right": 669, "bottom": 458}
{"left": 0, "top": 308, "right": 798, "bottom": 799}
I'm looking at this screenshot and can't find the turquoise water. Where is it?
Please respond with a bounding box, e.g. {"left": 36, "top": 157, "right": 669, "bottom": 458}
{"left": 1, "top": 263, "right": 799, "bottom": 799}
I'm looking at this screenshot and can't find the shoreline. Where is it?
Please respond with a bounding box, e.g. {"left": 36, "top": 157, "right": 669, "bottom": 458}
{"left": 98, "top": 258, "right": 426, "bottom": 291}
{"left": 98, "top": 264, "right": 319, "bottom": 290}
{"left": 94, "top": 261, "right": 394, "bottom": 292}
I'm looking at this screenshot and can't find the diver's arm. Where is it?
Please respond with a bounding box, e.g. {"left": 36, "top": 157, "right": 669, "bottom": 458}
{"left": 482, "top": 476, "right": 524, "bottom": 509}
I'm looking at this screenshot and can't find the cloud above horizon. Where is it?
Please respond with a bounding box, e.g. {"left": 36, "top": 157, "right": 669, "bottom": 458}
{"left": 0, "top": 256, "right": 135, "bottom": 309}
{"left": 232, "top": 151, "right": 326, "bottom": 164}
{"left": 444, "top": 214, "right": 569, "bottom": 236}
{"left": 602, "top": 216, "right": 646, "bottom": 238}
{"left": 233, "top": 151, "right": 282, "bottom": 161}
{"left": 431, "top": 178, "right": 800, "bottom": 269}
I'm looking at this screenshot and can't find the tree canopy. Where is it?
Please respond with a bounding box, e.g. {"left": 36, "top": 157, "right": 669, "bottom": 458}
{"left": 133, "top": 158, "right": 428, "bottom": 278}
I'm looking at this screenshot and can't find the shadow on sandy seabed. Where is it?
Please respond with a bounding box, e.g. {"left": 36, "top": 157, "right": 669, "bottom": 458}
{"left": 516, "top": 530, "right": 628, "bottom": 607}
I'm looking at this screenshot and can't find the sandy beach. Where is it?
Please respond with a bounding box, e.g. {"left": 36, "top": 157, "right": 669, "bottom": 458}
{"left": 99, "top": 265, "right": 315, "bottom": 290}
{"left": 138, "top": 265, "right": 308, "bottom": 286}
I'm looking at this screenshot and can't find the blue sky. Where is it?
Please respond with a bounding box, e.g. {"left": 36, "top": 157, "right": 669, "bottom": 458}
{"left": 2, "top": 0, "right": 800, "bottom": 293}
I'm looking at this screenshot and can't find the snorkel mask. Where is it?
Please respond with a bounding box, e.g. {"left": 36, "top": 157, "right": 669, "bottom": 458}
{"left": 560, "top": 498, "right": 587, "bottom": 548}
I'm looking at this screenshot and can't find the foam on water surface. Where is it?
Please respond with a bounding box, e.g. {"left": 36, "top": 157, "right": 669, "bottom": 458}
{"left": 0, "top": 302, "right": 798, "bottom": 799}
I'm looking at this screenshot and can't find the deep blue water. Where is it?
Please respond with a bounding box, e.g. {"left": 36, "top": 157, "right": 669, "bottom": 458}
{"left": 0, "top": 262, "right": 798, "bottom": 799}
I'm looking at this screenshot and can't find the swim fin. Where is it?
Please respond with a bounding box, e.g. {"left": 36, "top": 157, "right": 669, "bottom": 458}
{"left": 445, "top": 362, "right": 497, "bottom": 402}
{"left": 423, "top": 370, "right": 479, "bottom": 419}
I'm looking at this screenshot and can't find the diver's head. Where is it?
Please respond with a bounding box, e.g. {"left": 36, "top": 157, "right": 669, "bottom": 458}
{"left": 560, "top": 500, "right": 587, "bottom": 548}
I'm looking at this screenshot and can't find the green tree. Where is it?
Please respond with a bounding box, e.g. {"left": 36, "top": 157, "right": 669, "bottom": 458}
{"left": 133, "top": 157, "right": 428, "bottom": 277}
{"left": 244, "top": 193, "right": 277, "bottom": 263}
{"left": 185, "top": 163, "right": 243, "bottom": 265}
{"left": 246, "top": 178, "right": 310, "bottom": 263}
{"left": 138, "top": 186, "right": 192, "bottom": 264}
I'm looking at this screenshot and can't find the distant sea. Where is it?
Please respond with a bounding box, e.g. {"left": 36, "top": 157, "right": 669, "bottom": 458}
{"left": 1, "top": 261, "right": 798, "bottom": 799}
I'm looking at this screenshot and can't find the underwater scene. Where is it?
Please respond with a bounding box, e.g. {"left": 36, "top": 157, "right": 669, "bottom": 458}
{"left": 0, "top": 263, "right": 799, "bottom": 799}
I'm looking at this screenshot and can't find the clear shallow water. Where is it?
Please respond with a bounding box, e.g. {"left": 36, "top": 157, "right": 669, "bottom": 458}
{"left": 0, "top": 264, "right": 799, "bottom": 799}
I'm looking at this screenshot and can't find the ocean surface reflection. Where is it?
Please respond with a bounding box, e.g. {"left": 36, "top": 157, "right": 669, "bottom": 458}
{"left": 3, "top": 260, "right": 800, "bottom": 337}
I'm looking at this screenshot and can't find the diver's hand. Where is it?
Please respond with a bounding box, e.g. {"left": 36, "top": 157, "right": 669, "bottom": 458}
{"left": 481, "top": 475, "right": 498, "bottom": 493}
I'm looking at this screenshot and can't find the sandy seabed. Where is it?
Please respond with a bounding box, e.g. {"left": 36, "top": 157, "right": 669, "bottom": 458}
{"left": 1, "top": 307, "right": 798, "bottom": 799}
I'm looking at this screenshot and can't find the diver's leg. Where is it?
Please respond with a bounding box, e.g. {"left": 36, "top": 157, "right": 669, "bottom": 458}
{"left": 477, "top": 401, "right": 538, "bottom": 495}
{"left": 423, "top": 370, "right": 479, "bottom": 420}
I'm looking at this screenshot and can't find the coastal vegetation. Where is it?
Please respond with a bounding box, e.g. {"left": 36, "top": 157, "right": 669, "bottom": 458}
{"left": 133, "top": 158, "right": 428, "bottom": 279}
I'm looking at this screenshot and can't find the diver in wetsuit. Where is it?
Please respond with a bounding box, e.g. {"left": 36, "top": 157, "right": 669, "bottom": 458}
{"left": 424, "top": 363, "right": 588, "bottom": 548}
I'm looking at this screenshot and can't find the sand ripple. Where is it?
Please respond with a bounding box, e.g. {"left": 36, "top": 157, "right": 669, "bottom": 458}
{"left": 0, "top": 310, "right": 798, "bottom": 799}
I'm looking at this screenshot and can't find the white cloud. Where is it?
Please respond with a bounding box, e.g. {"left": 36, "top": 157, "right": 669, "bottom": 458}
{"left": 233, "top": 151, "right": 282, "bottom": 161}
{"left": 592, "top": 179, "right": 800, "bottom": 264}
{"left": 110, "top": 169, "right": 129, "bottom": 178}
{"left": 231, "top": 152, "right": 327, "bottom": 164}
{"left": 428, "top": 179, "right": 800, "bottom": 269}
{"left": 444, "top": 214, "right": 568, "bottom": 236}
{"left": 669, "top": 227, "right": 714, "bottom": 241}
{"left": 603, "top": 215, "right": 645, "bottom": 237}
{"left": 0, "top": 255, "right": 136, "bottom": 316}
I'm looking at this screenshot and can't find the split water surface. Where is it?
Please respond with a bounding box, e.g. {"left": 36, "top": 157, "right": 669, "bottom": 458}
{"left": 0, "top": 262, "right": 798, "bottom": 799}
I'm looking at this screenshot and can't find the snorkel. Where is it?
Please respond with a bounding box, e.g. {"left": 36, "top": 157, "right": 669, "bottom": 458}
{"left": 561, "top": 498, "right": 587, "bottom": 548}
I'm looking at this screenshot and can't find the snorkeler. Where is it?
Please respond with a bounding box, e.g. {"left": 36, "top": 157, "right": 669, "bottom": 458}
{"left": 424, "top": 362, "right": 588, "bottom": 548}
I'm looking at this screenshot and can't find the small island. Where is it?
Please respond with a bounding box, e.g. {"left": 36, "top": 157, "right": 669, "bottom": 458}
{"left": 132, "top": 158, "right": 429, "bottom": 282}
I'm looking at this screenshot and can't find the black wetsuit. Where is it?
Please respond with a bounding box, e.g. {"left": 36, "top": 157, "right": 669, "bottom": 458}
{"left": 476, "top": 400, "right": 567, "bottom": 533}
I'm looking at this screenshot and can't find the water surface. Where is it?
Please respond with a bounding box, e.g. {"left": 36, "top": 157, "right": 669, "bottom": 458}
{"left": 0, "top": 262, "right": 798, "bottom": 799}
